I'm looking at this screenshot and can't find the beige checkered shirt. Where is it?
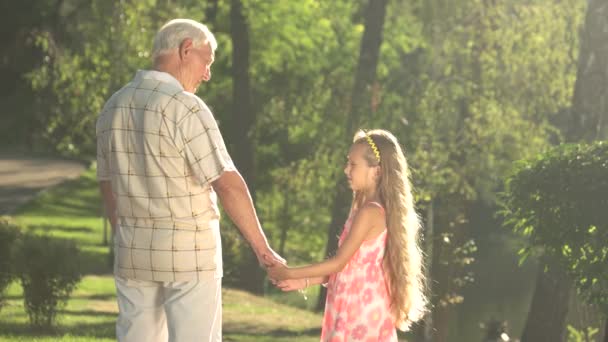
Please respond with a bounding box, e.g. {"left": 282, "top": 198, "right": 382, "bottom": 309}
{"left": 96, "top": 70, "right": 235, "bottom": 282}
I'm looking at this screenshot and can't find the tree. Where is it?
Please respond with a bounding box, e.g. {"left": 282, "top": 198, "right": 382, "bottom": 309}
{"left": 519, "top": 1, "right": 608, "bottom": 340}
{"left": 394, "top": 1, "right": 583, "bottom": 339}
{"left": 230, "top": 0, "right": 266, "bottom": 294}
{"left": 569, "top": 0, "right": 608, "bottom": 142}
{"left": 318, "top": 0, "right": 390, "bottom": 311}
{"left": 24, "top": 0, "right": 189, "bottom": 157}
{"left": 502, "top": 142, "right": 608, "bottom": 342}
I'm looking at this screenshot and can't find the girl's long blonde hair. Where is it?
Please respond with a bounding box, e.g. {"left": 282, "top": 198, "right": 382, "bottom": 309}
{"left": 352, "top": 129, "right": 427, "bottom": 330}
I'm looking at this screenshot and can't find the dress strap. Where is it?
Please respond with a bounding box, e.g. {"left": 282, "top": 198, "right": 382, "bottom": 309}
{"left": 367, "top": 201, "right": 385, "bottom": 214}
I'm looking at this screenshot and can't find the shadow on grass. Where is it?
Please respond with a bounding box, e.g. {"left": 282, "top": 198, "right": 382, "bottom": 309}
{"left": 0, "top": 321, "right": 115, "bottom": 339}
{"left": 4, "top": 289, "right": 115, "bottom": 302}
{"left": 4, "top": 295, "right": 23, "bottom": 300}
{"left": 26, "top": 224, "right": 94, "bottom": 234}
{"left": 78, "top": 248, "right": 113, "bottom": 275}
{"left": 15, "top": 175, "right": 101, "bottom": 218}
{"left": 1, "top": 322, "right": 320, "bottom": 341}
{"left": 60, "top": 309, "right": 116, "bottom": 318}
{"left": 223, "top": 328, "right": 321, "bottom": 342}
{"left": 71, "top": 293, "right": 115, "bottom": 301}
{"left": 224, "top": 322, "right": 321, "bottom": 338}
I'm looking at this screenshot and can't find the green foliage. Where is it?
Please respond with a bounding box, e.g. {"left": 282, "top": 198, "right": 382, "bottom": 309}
{"left": 377, "top": 0, "right": 584, "bottom": 311}
{"left": 502, "top": 142, "right": 608, "bottom": 314}
{"left": 12, "top": 0, "right": 589, "bottom": 306}
{"left": 0, "top": 217, "right": 21, "bottom": 311}
{"left": 227, "top": 0, "right": 366, "bottom": 265}
{"left": 15, "top": 234, "right": 82, "bottom": 329}
{"left": 566, "top": 325, "right": 599, "bottom": 342}
{"left": 397, "top": 0, "right": 583, "bottom": 203}
{"left": 24, "top": 0, "right": 199, "bottom": 157}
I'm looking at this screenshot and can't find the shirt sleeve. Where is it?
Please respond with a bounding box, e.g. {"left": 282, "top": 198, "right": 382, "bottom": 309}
{"left": 178, "top": 98, "right": 235, "bottom": 186}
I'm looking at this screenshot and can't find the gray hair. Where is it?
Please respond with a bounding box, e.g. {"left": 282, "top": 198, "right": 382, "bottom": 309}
{"left": 152, "top": 19, "right": 217, "bottom": 59}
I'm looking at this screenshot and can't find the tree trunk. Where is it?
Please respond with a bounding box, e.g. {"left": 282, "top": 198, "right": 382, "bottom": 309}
{"left": 520, "top": 256, "right": 571, "bottom": 342}
{"left": 205, "top": 0, "right": 219, "bottom": 25}
{"left": 520, "top": 1, "right": 608, "bottom": 340}
{"left": 231, "top": 0, "right": 264, "bottom": 294}
{"left": 411, "top": 200, "right": 434, "bottom": 341}
{"left": 603, "top": 317, "right": 608, "bottom": 342}
{"left": 347, "top": 0, "right": 389, "bottom": 133}
{"left": 316, "top": 181, "right": 350, "bottom": 311}
{"left": 316, "top": 0, "right": 389, "bottom": 312}
{"left": 569, "top": 0, "right": 608, "bottom": 142}
{"left": 429, "top": 199, "right": 460, "bottom": 342}
{"left": 278, "top": 186, "right": 289, "bottom": 256}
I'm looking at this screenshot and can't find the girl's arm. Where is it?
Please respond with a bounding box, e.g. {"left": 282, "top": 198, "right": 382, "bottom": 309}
{"left": 276, "top": 276, "right": 328, "bottom": 292}
{"left": 267, "top": 204, "right": 381, "bottom": 281}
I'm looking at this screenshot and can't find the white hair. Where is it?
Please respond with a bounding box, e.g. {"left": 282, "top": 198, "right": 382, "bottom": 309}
{"left": 152, "top": 19, "right": 217, "bottom": 59}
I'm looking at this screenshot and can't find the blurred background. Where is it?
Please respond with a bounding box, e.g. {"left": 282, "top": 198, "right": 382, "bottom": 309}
{"left": 0, "top": 0, "right": 606, "bottom": 341}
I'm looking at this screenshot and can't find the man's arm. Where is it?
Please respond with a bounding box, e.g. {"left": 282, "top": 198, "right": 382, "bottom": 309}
{"left": 99, "top": 181, "right": 118, "bottom": 233}
{"left": 212, "top": 170, "right": 285, "bottom": 267}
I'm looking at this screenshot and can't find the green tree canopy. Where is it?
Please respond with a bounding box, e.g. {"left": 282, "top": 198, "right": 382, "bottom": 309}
{"left": 502, "top": 141, "right": 608, "bottom": 315}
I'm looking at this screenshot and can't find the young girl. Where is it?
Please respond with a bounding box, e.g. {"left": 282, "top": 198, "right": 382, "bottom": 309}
{"left": 267, "top": 129, "right": 427, "bottom": 341}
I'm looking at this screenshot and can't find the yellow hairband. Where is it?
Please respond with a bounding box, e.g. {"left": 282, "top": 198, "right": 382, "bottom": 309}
{"left": 365, "top": 135, "right": 381, "bottom": 163}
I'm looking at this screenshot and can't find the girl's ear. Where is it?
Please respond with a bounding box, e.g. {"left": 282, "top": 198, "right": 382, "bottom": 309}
{"left": 375, "top": 166, "right": 382, "bottom": 180}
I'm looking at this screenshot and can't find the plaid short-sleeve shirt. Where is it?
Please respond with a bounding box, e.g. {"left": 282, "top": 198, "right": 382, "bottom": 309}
{"left": 96, "top": 70, "right": 235, "bottom": 282}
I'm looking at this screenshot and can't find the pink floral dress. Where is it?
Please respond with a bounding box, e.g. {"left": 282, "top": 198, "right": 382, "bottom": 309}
{"left": 321, "top": 203, "right": 397, "bottom": 341}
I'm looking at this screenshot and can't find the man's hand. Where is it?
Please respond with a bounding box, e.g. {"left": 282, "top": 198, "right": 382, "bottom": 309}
{"left": 257, "top": 247, "right": 286, "bottom": 268}
{"left": 99, "top": 181, "right": 118, "bottom": 233}
{"left": 266, "top": 262, "right": 290, "bottom": 281}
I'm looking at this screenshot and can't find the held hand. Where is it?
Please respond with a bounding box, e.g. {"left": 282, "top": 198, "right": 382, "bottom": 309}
{"left": 256, "top": 246, "right": 286, "bottom": 268}
{"left": 266, "top": 263, "right": 290, "bottom": 281}
{"left": 276, "top": 279, "right": 307, "bottom": 292}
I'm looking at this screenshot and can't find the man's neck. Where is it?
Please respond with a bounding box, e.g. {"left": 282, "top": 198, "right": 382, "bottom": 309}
{"left": 153, "top": 59, "right": 177, "bottom": 80}
{"left": 153, "top": 55, "right": 189, "bottom": 91}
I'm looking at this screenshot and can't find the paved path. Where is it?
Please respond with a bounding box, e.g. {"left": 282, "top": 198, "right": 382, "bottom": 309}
{"left": 0, "top": 155, "right": 86, "bottom": 215}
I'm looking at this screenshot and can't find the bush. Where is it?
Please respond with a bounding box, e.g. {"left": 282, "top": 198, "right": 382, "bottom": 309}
{"left": 0, "top": 216, "right": 21, "bottom": 311}
{"left": 566, "top": 325, "right": 599, "bottom": 342}
{"left": 502, "top": 141, "right": 608, "bottom": 314}
{"left": 15, "top": 234, "right": 82, "bottom": 329}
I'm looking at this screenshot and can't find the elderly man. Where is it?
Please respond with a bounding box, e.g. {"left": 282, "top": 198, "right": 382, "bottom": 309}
{"left": 96, "top": 19, "right": 283, "bottom": 342}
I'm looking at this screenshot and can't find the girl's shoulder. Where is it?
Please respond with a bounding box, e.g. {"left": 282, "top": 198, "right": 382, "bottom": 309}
{"left": 353, "top": 201, "right": 385, "bottom": 223}
{"left": 350, "top": 202, "right": 387, "bottom": 239}
{"left": 365, "top": 201, "right": 385, "bottom": 213}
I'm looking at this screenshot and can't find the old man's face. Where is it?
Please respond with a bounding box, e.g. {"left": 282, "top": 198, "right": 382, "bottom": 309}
{"left": 180, "top": 39, "right": 215, "bottom": 93}
{"left": 192, "top": 42, "right": 214, "bottom": 85}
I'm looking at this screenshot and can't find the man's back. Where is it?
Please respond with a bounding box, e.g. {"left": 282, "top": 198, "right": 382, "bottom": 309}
{"left": 96, "top": 70, "right": 234, "bottom": 281}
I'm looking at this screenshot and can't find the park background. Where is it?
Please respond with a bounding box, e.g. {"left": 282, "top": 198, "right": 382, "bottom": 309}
{"left": 0, "top": 0, "right": 606, "bottom": 341}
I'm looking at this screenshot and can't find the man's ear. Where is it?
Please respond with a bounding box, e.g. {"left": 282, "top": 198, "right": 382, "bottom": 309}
{"left": 178, "top": 38, "right": 194, "bottom": 60}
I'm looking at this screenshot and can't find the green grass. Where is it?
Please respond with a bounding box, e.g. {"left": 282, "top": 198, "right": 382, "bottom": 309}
{"left": 0, "top": 277, "right": 322, "bottom": 342}
{"left": 0, "top": 276, "right": 116, "bottom": 341}
{"left": 13, "top": 169, "right": 110, "bottom": 275}
{"left": 0, "top": 167, "right": 323, "bottom": 341}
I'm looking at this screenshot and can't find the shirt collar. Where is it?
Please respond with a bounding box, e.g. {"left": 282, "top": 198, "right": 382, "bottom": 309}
{"left": 134, "top": 70, "right": 184, "bottom": 90}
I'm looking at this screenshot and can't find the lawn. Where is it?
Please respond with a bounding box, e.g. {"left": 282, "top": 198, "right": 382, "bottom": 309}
{"left": 0, "top": 168, "right": 323, "bottom": 342}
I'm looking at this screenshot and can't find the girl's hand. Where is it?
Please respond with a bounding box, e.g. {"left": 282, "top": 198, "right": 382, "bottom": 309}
{"left": 267, "top": 263, "right": 290, "bottom": 281}
{"left": 276, "top": 279, "right": 307, "bottom": 292}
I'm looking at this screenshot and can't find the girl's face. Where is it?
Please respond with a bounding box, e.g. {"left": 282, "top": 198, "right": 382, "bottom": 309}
{"left": 344, "top": 143, "right": 379, "bottom": 193}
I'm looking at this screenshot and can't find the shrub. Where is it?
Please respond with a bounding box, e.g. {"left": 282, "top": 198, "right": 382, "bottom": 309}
{"left": 0, "top": 216, "right": 21, "bottom": 311}
{"left": 15, "top": 234, "right": 82, "bottom": 329}
{"left": 502, "top": 141, "right": 608, "bottom": 314}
